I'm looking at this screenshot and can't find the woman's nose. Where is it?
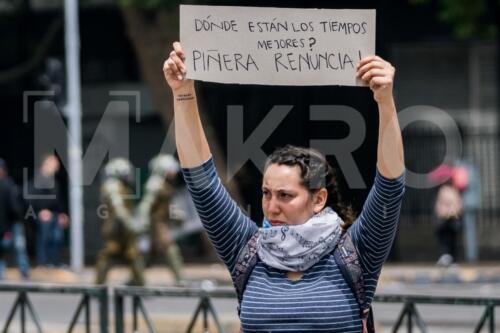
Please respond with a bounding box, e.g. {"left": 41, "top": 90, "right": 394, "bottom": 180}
{"left": 267, "top": 197, "right": 280, "bottom": 215}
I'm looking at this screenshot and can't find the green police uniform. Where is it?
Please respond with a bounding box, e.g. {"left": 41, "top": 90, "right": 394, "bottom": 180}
{"left": 137, "top": 155, "right": 184, "bottom": 284}
{"left": 152, "top": 179, "right": 185, "bottom": 283}
{"left": 95, "top": 177, "right": 145, "bottom": 286}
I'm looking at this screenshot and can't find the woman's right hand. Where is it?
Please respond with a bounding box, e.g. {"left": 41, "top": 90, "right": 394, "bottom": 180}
{"left": 163, "top": 42, "right": 193, "bottom": 92}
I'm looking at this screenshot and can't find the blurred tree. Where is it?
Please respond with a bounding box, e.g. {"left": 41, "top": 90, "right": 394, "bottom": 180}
{"left": 409, "top": 0, "right": 499, "bottom": 39}
{"left": 117, "top": 0, "right": 242, "bottom": 201}
{"left": 410, "top": 0, "right": 499, "bottom": 132}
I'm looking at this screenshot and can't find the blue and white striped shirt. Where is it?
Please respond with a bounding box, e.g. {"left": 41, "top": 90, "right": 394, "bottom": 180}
{"left": 182, "top": 157, "right": 405, "bottom": 333}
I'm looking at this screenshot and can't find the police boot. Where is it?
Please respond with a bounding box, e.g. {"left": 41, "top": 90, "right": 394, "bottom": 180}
{"left": 129, "top": 256, "right": 146, "bottom": 286}
{"left": 166, "top": 244, "right": 184, "bottom": 285}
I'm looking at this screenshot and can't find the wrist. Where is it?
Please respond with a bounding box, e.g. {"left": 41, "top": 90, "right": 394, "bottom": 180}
{"left": 377, "top": 97, "right": 397, "bottom": 118}
{"left": 376, "top": 96, "right": 395, "bottom": 108}
{"left": 172, "top": 82, "right": 195, "bottom": 96}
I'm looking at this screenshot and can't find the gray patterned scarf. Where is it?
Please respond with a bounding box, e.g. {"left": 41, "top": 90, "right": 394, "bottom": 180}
{"left": 257, "top": 207, "right": 343, "bottom": 272}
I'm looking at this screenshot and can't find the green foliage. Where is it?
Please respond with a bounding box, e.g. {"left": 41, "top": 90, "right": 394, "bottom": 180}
{"left": 118, "top": 0, "right": 178, "bottom": 10}
{"left": 117, "top": 0, "right": 236, "bottom": 11}
{"left": 410, "top": 0, "right": 498, "bottom": 39}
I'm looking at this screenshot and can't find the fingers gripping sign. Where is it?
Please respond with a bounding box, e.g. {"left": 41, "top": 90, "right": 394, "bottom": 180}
{"left": 356, "top": 55, "right": 395, "bottom": 104}
{"left": 163, "top": 42, "right": 193, "bottom": 92}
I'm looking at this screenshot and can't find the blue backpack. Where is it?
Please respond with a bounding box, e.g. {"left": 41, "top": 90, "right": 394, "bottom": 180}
{"left": 232, "top": 227, "right": 375, "bottom": 333}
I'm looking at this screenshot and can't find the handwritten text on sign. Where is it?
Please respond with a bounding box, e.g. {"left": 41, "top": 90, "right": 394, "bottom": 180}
{"left": 180, "top": 5, "right": 375, "bottom": 86}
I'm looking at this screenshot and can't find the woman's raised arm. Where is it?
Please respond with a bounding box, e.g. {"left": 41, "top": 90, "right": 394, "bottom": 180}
{"left": 357, "top": 56, "right": 405, "bottom": 178}
{"left": 163, "top": 41, "right": 211, "bottom": 167}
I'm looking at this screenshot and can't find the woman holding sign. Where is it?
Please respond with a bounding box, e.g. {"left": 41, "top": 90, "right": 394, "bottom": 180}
{"left": 164, "top": 42, "right": 404, "bottom": 333}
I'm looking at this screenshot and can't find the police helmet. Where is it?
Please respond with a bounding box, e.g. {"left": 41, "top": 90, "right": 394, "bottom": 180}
{"left": 149, "top": 154, "right": 180, "bottom": 177}
{"left": 104, "top": 158, "right": 133, "bottom": 182}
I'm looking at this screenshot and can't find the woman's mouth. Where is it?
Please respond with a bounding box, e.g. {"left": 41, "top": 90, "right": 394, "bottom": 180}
{"left": 269, "top": 220, "right": 287, "bottom": 226}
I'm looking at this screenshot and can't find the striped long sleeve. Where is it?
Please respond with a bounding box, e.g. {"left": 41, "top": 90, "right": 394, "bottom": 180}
{"left": 348, "top": 169, "right": 406, "bottom": 303}
{"left": 182, "top": 157, "right": 258, "bottom": 273}
{"left": 183, "top": 158, "right": 405, "bottom": 332}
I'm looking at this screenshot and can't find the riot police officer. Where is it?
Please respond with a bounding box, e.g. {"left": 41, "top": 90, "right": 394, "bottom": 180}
{"left": 95, "top": 158, "right": 145, "bottom": 285}
{"left": 137, "top": 154, "right": 184, "bottom": 284}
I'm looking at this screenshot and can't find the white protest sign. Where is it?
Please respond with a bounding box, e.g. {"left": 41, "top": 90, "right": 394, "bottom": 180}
{"left": 180, "top": 5, "right": 375, "bottom": 86}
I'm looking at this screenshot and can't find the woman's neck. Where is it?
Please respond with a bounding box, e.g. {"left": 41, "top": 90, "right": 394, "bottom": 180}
{"left": 286, "top": 271, "right": 304, "bottom": 281}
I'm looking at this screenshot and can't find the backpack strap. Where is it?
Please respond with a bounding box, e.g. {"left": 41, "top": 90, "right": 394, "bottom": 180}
{"left": 333, "top": 229, "right": 375, "bottom": 333}
{"left": 232, "top": 231, "right": 260, "bottom": 315}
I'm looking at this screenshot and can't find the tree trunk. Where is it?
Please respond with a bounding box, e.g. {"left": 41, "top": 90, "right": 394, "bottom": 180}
{"left": 120, "top": 6, "right": 242, "bottom": 202}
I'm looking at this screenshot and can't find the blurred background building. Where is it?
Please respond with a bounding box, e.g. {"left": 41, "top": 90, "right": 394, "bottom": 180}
{"left": 0, "top": 0, "right": 498, "bottom": 265}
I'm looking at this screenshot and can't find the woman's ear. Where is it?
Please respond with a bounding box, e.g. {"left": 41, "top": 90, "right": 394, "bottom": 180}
{"left": 312, "top": 188, "right": 328, "bottom": 213}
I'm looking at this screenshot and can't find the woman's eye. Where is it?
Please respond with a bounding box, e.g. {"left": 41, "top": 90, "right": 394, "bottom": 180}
{"left": 279, "top": 193, "right": 291, "bottom": 199}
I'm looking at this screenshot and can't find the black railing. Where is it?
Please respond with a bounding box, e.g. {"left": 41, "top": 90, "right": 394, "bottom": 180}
{"left": 0, "top": 284, "right": 109, "bottom": 333}
{"left": 113, "top": 284, "right": 235, "bottom": 333}
{"left": 1, "top": 283, "right": 498, "bottom": 332}
{"left": 113, "top": 286, "right": 500, "bottom": 333}
{"left": 376, "top": 294, "right": 500, "bottom": 333}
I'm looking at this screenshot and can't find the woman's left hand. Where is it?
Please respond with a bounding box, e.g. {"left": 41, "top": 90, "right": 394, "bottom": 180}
{"left": 357, "top": 56, "right": 395, "bottom": 105}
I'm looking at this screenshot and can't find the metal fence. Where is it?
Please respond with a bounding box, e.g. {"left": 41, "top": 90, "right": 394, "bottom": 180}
{"left": 113, "top": 285, "right": 236, "bottom": 333}
{"left": 402, "top": 125, "right": 499, "bottom": 218}
{"left": 113, "top": 285, "right": 500, "bottom": 333}
{"left": 377, "top": 294, "right": 499, "bottom": 333}
{"left": 0, "top": 284, "right": 108, "bottom": 333}
{"left": 399, "top": 124, "right": 500, "bottom": 260}
{"left": 1, "top": 283, "right": 499, "bottom": 332}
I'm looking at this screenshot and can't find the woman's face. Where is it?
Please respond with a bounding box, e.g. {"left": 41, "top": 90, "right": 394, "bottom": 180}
{"left": 262, "top": 163, "right": 327, "bottom": 226}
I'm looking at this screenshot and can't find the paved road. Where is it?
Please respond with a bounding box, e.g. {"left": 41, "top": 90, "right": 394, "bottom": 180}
{"left": 1, "top": 282, "right": 499, "bottom": 332}
{"left": 375, "top": 283, "right": 500, "bottom": 332}
{"left": 2, "top": 264, "right": 500, "bottom": 333}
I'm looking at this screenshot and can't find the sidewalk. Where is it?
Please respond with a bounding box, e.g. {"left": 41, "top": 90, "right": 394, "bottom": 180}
{"left": 0, "top": 264, "right": 231, "bottom": 286}
{"left": 2, "top": 262, "right": 500, "bottom": 285}
{"left": 380, "top": 263, "right": 500, "bottom": 284}
{"left": 1, "top": 263, "right": 499, "bottom": 333}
